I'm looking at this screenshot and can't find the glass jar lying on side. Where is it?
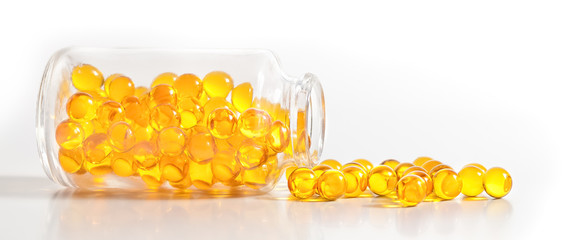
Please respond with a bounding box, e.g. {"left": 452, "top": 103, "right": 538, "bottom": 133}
{"left": 36, "top": 48, "right": 325, "bottom": 194}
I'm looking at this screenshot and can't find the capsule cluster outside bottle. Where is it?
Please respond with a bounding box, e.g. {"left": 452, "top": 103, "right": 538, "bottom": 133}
{"left": 56, "top": 64, "right": 295, "bottom": 190}
{"left": 288, "top": 157, "right": 512, "bottom": 205}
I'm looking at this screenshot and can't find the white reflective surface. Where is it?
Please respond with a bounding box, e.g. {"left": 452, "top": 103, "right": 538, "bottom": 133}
{"left": 0, "top": 175, "right": 562, "bottom": 239}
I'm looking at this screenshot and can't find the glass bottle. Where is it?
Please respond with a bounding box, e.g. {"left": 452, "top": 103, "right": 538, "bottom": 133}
{"left": 36, "top": 48, "right": 325, "bottom": 193}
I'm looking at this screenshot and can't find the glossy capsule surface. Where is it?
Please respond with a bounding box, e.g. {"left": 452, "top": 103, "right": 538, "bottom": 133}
{"left": 266, "top": 120, "right": 290, "bottom": 153}
{"left": 459, "top": 165, "right": 484, "bottom": 197}
{"left": 342, "top": 165, "right": 368, "bottom": 198}
{"left": 288, "top": 168, "right": 317, "bottom": 199}
{"left": 380, "top": 159, "right": 400, "bottom": 170}
{"left": 483, "top": 167, "right": 512, "bottom": 198}
{"left": 352, "top": 159, "right": 374, "bottom": 172}
{"left": 157, "top": 127, "right": 186, "bottom": 156}
{"left": 320, "top": 159, "right": 342, "bottom": 171}
{"left": 316, "top": 170, "right": 347, "bottom": 201}
{"left": 413, "top": 156, "right": 433, "bottom": 166}
{"left": 71, "top": 64, "right": 104, "bottom": 92}
{"left": 207, "top": 108, "right": 237, "bottom": 139}
{"left": 107, "top": 121, "right": 136, "bottom": 152}
{"left": 55, "top": 120, "right": 85, "bottom": 150}
{"left": 231, "top": 82, "right": 253, "bottom": 113}
{"left": 152, "top": 72, "right": 177, "bottom": 87}
{"left": 394, "top": 162, "right": 415, "bottom": 179}
{"left": 421, "top": 160, "right": 442, "bottom": 173}
{"left": 107, "top": 75, "right": 135, "bottom": 102}
{"left": 406, "top": 170, "right": 433, "bottom": 196}
{"left": 433, "top": 169, "right": 462, "bottom": 200}
{"left": 397, "top": 175, "right": 427, "bottom": 207}
{"left": 211, "top": 150, "right": 241, "bottom": 183}
{"left": 312, "top": 164, "right": 333, "bottom": 177}
{"left": 203, "top": 71, "right": 234, "bottom": 98}
{"left": 66, "top": 93, "right": 97, "bottom": 121}
{"left": 236, "top": 140, "right": 267, "bottom": 169}
{"left": 238, "top": 108, "right": 272, "bottom": 138}
{"left": 174, "top": 73, "right": 202, "bottom": 99}
{"left": 367, "top": 165, "right": 397, "bottom": 196}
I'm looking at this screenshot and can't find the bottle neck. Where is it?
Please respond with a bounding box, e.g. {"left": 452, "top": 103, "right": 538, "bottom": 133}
{"left": 288, "top": 73, "right": 325, "bottom": 168}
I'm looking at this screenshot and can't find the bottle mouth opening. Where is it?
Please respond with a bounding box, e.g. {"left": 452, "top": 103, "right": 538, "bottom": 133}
{"left": 290, "top": 73, "right": 325, "bottom": 167}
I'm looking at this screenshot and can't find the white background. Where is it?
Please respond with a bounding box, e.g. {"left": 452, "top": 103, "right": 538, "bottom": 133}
{"left": 0, "top": 0, "right": 575, "bottom": 239}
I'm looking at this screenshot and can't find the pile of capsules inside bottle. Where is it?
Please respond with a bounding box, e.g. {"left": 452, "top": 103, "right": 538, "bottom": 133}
{"left": 55, "top": 64, "right": 294, "bottom": 189}
{"left": 287, "top": 157, "right": 512, "bottom": 207}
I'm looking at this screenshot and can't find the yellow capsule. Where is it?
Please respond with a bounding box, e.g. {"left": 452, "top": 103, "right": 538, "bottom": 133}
{"left": 71, "top": 64, "right": 104, "bottom": 92}
{"left": 160, "top": 154, "right": 189, "bottom": 183}
{"left": 429, "top": 164, "right": 453, "bottom": 177}
{"left": 342, "top": 165, "right": 368, "bottom": 198}
{"left": 285, "top": 164, "right": 298, "bottom": 181}
{"left": 343, "top": 162, "right": 368, "bottom": 173}
{"left": 149, "top": 84, "right": 178, "bottom": 107}
{"left": 207, "top": 108, "right": 237, "bottom": 139}
{"left": 483, "top": 167, "right": 512, "bottom": 198}
{"left": 134, "top": 124, "right": 155, "bottom": 142}
{"left": 77, "top": 120, "right": 95, "bottom": 136}
{"left": 394, "top": 162, "right": 415, "bottom": 179}
{"left": 107, "top": 76, "right": 134, "bottom": 103}
{"left": 242, "top": 155, "right": 278, "bottom": 190}
{"left": 231, "top": 82, "right": 253, "bottom": 112}
{"left": 198, "top": 91, "right": 209, "bottom": 106}
{"left": 58, "top": 147, "right": 84, "bottom": 174}
{"left": 464, "top": 163, "right": 487, "bottom": 173}
{"left": 178, "top": 97, "right": 204, "bottom": 129}
{"left": 139, "top": 164, "right": 164, "bottom": 189}
{"left": 238, "top": 108, "right": 272, "bottom": 138}
{"left": 111, "top": 153, "right": 135, "bottom": 177}
{"left": 121, "top": 96, "right": 149, "bottom": 127}
{"left": 186, "top": 131, "right": 216, "bottom": 163}
{"left": 413, "top": 156, "right": 433, "bottom": 166}
{"left": 96, "top": 101, "right": 125, "bottom": 129}
{"left": 152, "top": 72, "right": 177, "bottom": 87}
{"left": 66, "top": 93, "right": 97, "bottom": 121}
{"left": 84, "top": 155, "right": 113, "bottom": 176}
{"left": 288, "top": 168, "right": 316, "bottom": 199}
{"left": 316, "top": 169, "right": 347, "bottom": 201}
{"left": 189, "top": 161, "right": 214, "bottom": 190}
{"left": 223, "top": 173, "right": 243, "bottom": 187}
{"left": 55, "top": 120, "right": 85, "bottom": 150}
{"left": 433, "top": 169, "right": 462, "bottom": 200}
{"left": 202, "top": 97, "right": 233, "bottom": 124}
{"left": 134, "top": 86, "right": 149, "bottom": 98}
{"left": 421, "top": 160, "right": 442, "bottom": 173}
{"left": 174, "top": 73, "right": 202, "bottom": 99}
{"left": 352, "top": 159, "right": 374, "bottom": 172}
{"left": 397, "top": 175, "right": 427, "bottom": 207}
{"left": 402, "top": 166, "right": 427, "bottom": 177}
{"left": 266, "top": 120, "right": 290, "bottom": 153}
{"left": 170, "top": 175, "right": 193, "bottom": 190}
{"left": 458, "top": 165, "right": 485, "bottom": 197}
{"left": 406, "top": 170, "right": 433, "bottom": 196}
{"left": 107, "top": 121, "right": 136, "bottom": 152}
{"left": 312, "top": 164, "right": 333, "bottom": 177}
{"left": 132, "top": 141, "right": 159, "bottom": 169}
{"left": 236, "top": 140, "right": 268, "bottom": 169}
{"left": 157, "top": 127, "right": 187, "bottom": 156}
{"left": 211, "top": 150, "right": 241, "bottom": 183}
{"left": 203, "top": 71, "right": 234, "bottom": 98}
{"left": 320, "top": 159, "right": 342, "bottom": 171}
{"left": 150, "top": 104, "right": 181, "bottom": 131}
{"left": 82, "top": 133, "right": 112, "bottom": 164}
{"left": 380, "top": 159, "right": 400, "bottom": 170}
{"left": 104, "top": 73, "right": 123, "bottom": 94}
{"left": 368, "top": 165, "right": 397, "bottom": 196}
